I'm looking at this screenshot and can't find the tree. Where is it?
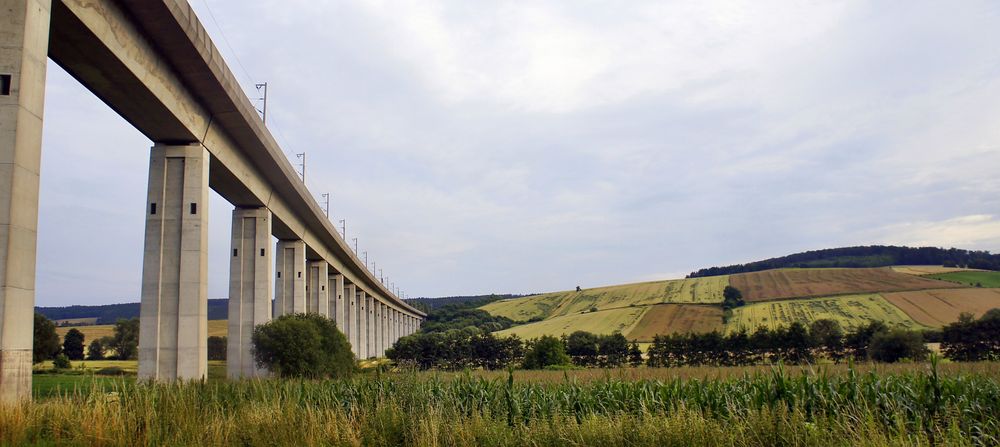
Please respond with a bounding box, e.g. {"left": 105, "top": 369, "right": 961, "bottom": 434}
{"left": 628, "top": 341, "right": 643, "bottom": 367}
{"left": 252, "top": 313, "right": 355, "bottom": 378}
{"left": 522, "top": 335, "right": 571, "bottom": 369}
{"left": 598, "top": 333, "right": 629, "bottom": 367}
{"left": 86, "top": 339, "right": 105, "bottom": 360}
{"left": 566, "top": 331, "right": 600, "bottom": 366}
{"left": 722, "top": 286, "right": 745, "bottom": 311}
{"left": 809, "top": 319, "right": 845, "bottom": 362}
{"left": 869, "top": 329, "right": 928, "bottom": 363}
{"left": 844, "top": 320, "right": 888, "bottom": 360}
{"left": 33, "top": 313, "right": 61, "bottom": 363}
{"left": 110, "top": 318, "right": 139, "bottom": 360}
{"left": 208, "top": 336, "right": 227, "bottom": 361}
{"left": 62, "top": 328, "right": 85, "bottom": 360}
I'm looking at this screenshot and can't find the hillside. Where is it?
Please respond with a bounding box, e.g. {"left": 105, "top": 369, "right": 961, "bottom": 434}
{"left": 483, "top": 266, "right": 1000, "bottom": 342}
{"left": 687, "top": 245, "right": 1000, "bottom": 278}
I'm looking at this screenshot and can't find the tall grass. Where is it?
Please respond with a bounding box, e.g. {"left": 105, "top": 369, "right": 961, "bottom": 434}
{"left": 2, "top": 360, "right": 997, "bottom": 446}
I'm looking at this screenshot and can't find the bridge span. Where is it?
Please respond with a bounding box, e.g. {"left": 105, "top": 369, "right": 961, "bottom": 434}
{"left": 1, "top": 0, "right": 424, "bottom": 401}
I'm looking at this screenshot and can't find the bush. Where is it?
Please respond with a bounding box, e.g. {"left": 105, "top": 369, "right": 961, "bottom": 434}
{"left": 869, "top": 329, "right": 928, "bottom": 363}
{"left": 252, "top": 313, "right": 355, "bottom": 379}
{"left": 52, "top": 353, "right": 71, "bottom": 370}
{"left": 111, "top": 318, "right": 139, "bottom": 360}
{"left": 522, "top": 335, "right": 571, "bottom": 369}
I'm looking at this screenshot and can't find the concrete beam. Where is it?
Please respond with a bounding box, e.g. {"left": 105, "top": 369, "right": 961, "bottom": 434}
{"left": 138, "top": 143, "right": 209, "bottom": 382}
{"left": 306, "top": 260, "right": 328, "bottom": 316}
{"left": 226, "top": 207, "right": 271, "bottom": 379}
{"left": 0, "top": 0, "right": 50, "bottom": 402}
{"left": 274, "top": 240, "right": 305, "bottom": 316}
{"left": 330, "top": 273, "right": 344, "bottom": 333}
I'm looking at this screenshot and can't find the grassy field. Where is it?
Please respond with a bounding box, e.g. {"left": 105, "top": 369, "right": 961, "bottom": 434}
{"left": 494, "top": 306, "right": 648, "bottom": 339}
{"left": 883, "top": 288, "right": 1000, "bottom": 326}
{"left": 725, "top": 294, "right": 925, "bottom": 332}
{"left": 730, "top": 267, "right": 959, "bottom": 302}
{"left": 925, "top": 270, "right": 1000, "bottom": 288}
{"left": 626, "top": 304, "right": 722, "bottom": 341}
{"left": 891, "top": 265, "right": 983, "bottom": 275}
{"left": 481, "top": 276, "right": 728, "bottom": 322}
{"left": 6, "top": 362, "right": 999, "bottom": 446}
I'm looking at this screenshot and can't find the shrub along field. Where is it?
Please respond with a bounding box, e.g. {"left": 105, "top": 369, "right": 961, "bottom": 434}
{"left": 724, "top": 294, "right": 925, "bottom": 332}
{"left": 7, "top": 362, "right": 1000, "bottom": 446}
{"left": 626, "top": 304, "right": 722, "bottom": 341}
{"left": 494, "top": 306, "right": 648, "bottom": 339}
{"left": 925, "top": 270, "right": 1000, "bottom": 288}
{"left": 729, "top": 267, "right": 959, "bottom": 302}
{"left": 883, "top": 288, "right": 1000, "bottom": 326}
{"left": 480, "top": 276, "right": 728, "bottom": 322}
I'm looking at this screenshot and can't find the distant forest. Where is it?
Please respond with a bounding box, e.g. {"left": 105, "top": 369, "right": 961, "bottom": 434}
{"left": 406, "top": 294, "right": 529, "bottom": 313}
{"left": 36, "top": 299, "right": 229, "bottom": 324}
{"left": 688, "top": 245, "right": 1000, "bottom": 278}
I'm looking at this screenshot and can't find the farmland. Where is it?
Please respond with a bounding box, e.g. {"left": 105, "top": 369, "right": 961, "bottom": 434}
{"left": 925, "top": 270, "right": 1000, "bottom": 288}
{"left": 56, "top": 319, "right": 228, "bottom": 344}
{"left": 730, "top": 267, "right": 958, "bottom": 302}
{"left": 6, "top": 362, "right": 1000, "bottom": 446}
{"left": 480, "top": 276, "right": 728, "bottom": 322}
{"left": 883, "top": 288, "right": 1000, "bottom": 326}
{"left": 724, "top": 294, "right": 925, "bottom": 332}
{"left": 626, "top": 304, "right": 722, "bottom": 341}
{"left": 891, "top": 265, "right": 983, "bottom": 276}
{"left": 494, "top": 306, "right": 647, "bottom": 339}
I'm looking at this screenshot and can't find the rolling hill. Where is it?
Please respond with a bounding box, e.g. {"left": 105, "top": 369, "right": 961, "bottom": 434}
{"left": 483, "top": 266, "right": 1000, "bottom": 342}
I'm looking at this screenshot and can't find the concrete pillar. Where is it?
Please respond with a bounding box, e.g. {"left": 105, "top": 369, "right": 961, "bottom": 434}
{"left": 357, "top": 290, "right": 368, "bottom": 359}
{"left": 226, "top": 207, "right": 271, "bottom": 379}
{"left": 138, "top": 143, "right": 209, "bottom": 382}
{"left": 306, "top": 260, "right": 329, "bottom": 316}
{"left": 0, "top": 0, "right": 51, "bottom": 402}
{"left": 274, "top": 240, "right": 305, "bottom": 316}
{"left": 331, "top": 273, "right": 344, "bottom": 331}
{"left": 344, "top": 282, "right": 356, "bottom": 356}
{"left": 366, "top": 294, "right": 376, "bottom": 358}
{"left": 372, "top": 299, "right": 382, "bottom": 357}
{"left": 381, "top": 302, "right": 389, "bottom": 354}
{"left": 390, "top": 309, "right": 397, "bottom": 345}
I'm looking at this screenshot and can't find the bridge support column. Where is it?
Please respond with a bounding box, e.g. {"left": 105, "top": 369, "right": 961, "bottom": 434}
{"left": 274, "top": 240, "right": 305, "bottom": 316}
{"left": 138, "top": 143, "right": 209, "bottom": 382}
{"left": 344, "top": 282, "right": 356, "bottom": 356}
{"left": 226, "top": 207, "right": 271, "bottom": 379}
{"left": 306, "top": 260, "right": 328, "bottom": 316}
{"left": 380, "top": 303, "right": 389, "bottom": 355}
{"left": 0, "top": 0, "right": 51, "bottom": 402}
{"left": 357, "top": 290, "right": 368, "bottom": 359}
{"left": 331, "top": 273, "right": 344, "bottom": 331}
{"left": 372, "top": 299, "right": 382, "bottom": 357}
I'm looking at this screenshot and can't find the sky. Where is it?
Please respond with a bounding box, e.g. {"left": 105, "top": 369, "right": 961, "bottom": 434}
{"left": 34, "top": 0, "right": 1000, "bottom": 306}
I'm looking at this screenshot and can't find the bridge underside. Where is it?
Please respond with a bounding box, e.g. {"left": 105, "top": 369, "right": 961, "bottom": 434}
{"left": 0, "top": 0, "right": 423, "bottom": 401}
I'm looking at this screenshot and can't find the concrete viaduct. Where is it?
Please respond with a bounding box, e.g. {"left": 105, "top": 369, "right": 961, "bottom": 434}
{"left": 1, "top": 0, "right": 425, "bottom": 401}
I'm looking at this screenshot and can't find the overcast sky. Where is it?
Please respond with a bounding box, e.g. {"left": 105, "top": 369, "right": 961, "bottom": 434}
{"left": 35, "top": 0, "right": 1000, "bottom": 306}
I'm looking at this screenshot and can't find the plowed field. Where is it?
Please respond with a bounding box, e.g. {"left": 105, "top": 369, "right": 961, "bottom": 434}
{"left": 730, "top": 268, "right": 959, "bottom": 302}
{"left": 626, "top": 304, "right": 722, "bottom": 341}
{"left": 883, "top": 288, "right": 1000, "bottom": 326}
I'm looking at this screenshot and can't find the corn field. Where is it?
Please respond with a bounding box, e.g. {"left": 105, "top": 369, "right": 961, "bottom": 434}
{"left": 1, "top": 360, "right": 998, "bottom": 446}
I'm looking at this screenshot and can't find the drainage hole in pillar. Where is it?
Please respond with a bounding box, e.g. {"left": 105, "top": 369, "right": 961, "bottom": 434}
{"left": 0, "top": 75, "right": 11, "bottom": 95}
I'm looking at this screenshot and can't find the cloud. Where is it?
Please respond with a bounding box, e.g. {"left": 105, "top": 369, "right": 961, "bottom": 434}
{"left": 869, "top": 215, "right": 1000, "bottom": 251}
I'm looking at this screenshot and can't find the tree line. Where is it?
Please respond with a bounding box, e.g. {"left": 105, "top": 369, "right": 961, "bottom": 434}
{"left": 33, "top": 313, "right": 139, "bottom": 365}
{"left": 687, "top": 245, "right": 1000, "bottom": 278}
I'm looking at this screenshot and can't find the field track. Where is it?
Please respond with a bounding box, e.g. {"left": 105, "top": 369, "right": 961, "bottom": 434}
{"left": 883, "top": 288, "right": 1000, "bottom": 326}
{"left": 730, "top": 267, "right": 959, "bottom": 302}
{"left": 626, "top": 304, "right": 721, "bottom": 341}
